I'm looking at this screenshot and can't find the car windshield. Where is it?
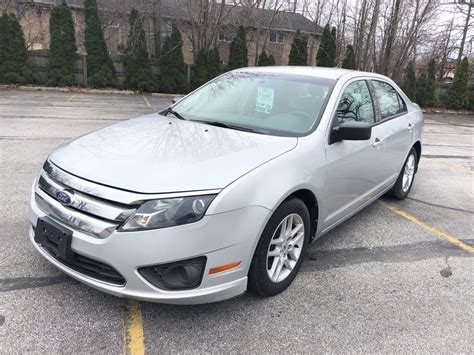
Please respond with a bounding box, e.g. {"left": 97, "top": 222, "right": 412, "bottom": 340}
{"left": 171, "top": 72, "right": 335, "bottom": 136}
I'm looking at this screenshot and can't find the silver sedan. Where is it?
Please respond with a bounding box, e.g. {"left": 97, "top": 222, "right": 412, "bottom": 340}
{"left": 29, "top": 67, "right": 423, "bottom": 304}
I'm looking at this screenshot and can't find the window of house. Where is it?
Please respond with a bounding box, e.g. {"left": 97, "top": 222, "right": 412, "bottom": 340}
{"left": 34, "top": 4, "right": 43, "bottom": 16}
{"left": 371, "top": 80, "right": 407, "bottom": 119}
{"left": 336, "top": 80, "right": 375, "bottom": 126}
{"left": 218, "top": 28, "right": 226, "bottom": 41}
{"left": 219, "top": 28, "right": 235, "bottom": 42}
{"left": 269, "top": 31, "right": 284, "bottom": 43}
{"left": 107, "top": 19, "right": 120, "bottom": 28}
{"left": 161, "top": 21, "right": 173, "bottom": 36}
{"left": 102, "top": 12, "right": 119, "bottom": 28}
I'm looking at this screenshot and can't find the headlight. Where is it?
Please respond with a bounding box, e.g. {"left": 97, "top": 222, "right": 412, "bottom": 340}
{"left": 119, "top": 195, "right": 216, "bottom": 231}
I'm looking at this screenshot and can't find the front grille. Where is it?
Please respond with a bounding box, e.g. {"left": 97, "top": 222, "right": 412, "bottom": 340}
{"left": 39, "top": 229, "right": 125, "bottom": 285}
{"left": 35, "top": 160, "right": 137, "bottom": 238}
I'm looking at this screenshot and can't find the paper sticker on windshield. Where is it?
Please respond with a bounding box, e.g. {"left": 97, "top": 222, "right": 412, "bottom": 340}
{"left": 255, "top": 87, "right": 275, "bottom": 114}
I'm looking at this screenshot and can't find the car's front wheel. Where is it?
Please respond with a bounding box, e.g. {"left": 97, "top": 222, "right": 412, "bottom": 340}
{"left": 389, "top": 147, "right": 418, "bottom": 200}
{"left": 248, "top": 198, "right": 310, "bottom": 297}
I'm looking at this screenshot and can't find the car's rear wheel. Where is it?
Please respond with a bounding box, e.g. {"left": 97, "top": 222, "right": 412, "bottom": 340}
{"left": 248, "top": 198, "right": 310, "bottom": 297}
{"left": 389, "top": 147, "right": 418, "bottom": 200}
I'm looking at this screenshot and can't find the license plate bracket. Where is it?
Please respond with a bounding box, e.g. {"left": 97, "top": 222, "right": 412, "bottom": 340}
{"left": 34, "top": 217, "right": 73, "bottom": 261}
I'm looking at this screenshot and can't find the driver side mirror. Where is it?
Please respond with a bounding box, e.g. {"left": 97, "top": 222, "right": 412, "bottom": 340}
{"left": 332, "top": 121, "right": 372, "bottom": 143}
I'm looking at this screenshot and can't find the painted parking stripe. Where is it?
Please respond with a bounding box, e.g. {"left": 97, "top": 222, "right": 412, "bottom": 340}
{"left": 380, "top": 200, "right": 474, "bottom": 254}
{"left": 66, "top": 93, "right": 78, "bottom": 103}
{"left": 143, "top": 96, "right": 151, "bottom": 107}
{"left": 125, "top": 299, "right": 145, "bottom": 355}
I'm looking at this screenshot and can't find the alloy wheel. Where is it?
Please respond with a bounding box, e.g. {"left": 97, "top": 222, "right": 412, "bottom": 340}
{"left": 266, "top": 213, "right": 305, "bottom": 283}
{"left": 402, "top": 154, "right": 416, "bottom": 192}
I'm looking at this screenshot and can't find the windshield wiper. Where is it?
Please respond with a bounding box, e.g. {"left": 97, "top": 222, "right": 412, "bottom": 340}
{"left": 161, "top": 107, "right": 186, "bottom": 120}
{"left": 192, "top": 120, "right": 263, "bottom": 134}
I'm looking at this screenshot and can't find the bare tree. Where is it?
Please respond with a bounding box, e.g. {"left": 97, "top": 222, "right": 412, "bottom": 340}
{"left": 353, "top": 0, "right": 370, "bottom": 68}
{"left": 151, "top": 0, "right": 162, "bottom": 59}
{"left": 456, "top": 1, "right": 472, "bottom": 67}
{"left": 381, "top": 0, "right": 402, "bottom": 75}
{"left": 436, "top": 17, "right": 456, "bottom": 79}
{"left": 238, "top": 0, "right": 286, "bottom": 65}
{"left": 360, "top": 0, "right": 380, "bottom": 71}
{"left": 185, "top": 0, "right": 229, "bottom": 58}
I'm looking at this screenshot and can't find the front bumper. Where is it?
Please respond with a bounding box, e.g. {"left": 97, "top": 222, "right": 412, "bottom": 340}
{"left": 29, "top": 188, "right": 270, "bottom": 304}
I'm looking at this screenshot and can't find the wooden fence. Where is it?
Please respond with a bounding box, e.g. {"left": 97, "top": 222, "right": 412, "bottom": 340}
{"left": 27, "top": 50, "right": 192, "bottom": 88}
{"left": 27, "top": 50, "right": 473, "bottom": 103}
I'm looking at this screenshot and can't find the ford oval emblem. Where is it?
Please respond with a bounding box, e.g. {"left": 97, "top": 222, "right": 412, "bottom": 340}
{"left": 55, "top": 190, "right": 73, "bottom": 206}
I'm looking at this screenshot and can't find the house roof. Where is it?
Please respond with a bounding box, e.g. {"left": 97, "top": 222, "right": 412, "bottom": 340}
{"left": 24, "top": 0, "right": 84, "bottom": 9}
{"left": 26, "top": 0, "right": 320, "bottom": 35}
{"left": 159, "top": 0, "right": 321, "bottom": 35}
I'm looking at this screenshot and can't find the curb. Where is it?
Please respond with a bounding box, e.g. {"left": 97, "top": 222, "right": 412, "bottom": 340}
{"left": 422, "top": 108, "right": 473, "bottom": 116}
{"left": 0, "top": 84, "right": 180, "bottom": 98}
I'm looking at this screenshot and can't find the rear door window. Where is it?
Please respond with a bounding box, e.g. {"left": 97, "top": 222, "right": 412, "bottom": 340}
{"left": 372, "top": 80, "right": 407, "bottom": 119}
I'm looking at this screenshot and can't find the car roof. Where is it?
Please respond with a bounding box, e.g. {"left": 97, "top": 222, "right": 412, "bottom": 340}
{"left": 233, "top": 66, "right": 383, "bottom": 81}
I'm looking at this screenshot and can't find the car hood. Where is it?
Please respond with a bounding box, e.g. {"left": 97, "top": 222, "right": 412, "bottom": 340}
{"left": 49, "top": 113, "right": 298, "bottom": 194}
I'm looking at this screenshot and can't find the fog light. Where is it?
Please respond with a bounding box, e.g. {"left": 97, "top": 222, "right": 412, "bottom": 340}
{"left": 138, "top": 256, "right": 206, "bottom": 290}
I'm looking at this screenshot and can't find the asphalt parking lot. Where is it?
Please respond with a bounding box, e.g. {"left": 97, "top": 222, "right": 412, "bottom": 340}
{"left": 0, "top": 88, "right": 472, "bottom": 353}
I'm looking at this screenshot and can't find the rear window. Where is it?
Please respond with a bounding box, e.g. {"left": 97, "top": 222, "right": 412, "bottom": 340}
{"left": 372, "top": 80, "right": 407, "bottom": 119}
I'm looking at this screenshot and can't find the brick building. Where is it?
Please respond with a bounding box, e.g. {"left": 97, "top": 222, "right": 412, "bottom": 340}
{"left": 1, "top": 0, "right": 322, "bottom": 66}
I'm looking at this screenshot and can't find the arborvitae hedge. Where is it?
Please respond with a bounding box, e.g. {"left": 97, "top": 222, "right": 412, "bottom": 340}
{"left": 124, "top": 9, "right": 155, "bottom": 92}
{"left": 191, "top": 48, "right": 208, "bottom": 89}
{"left": 329, "top": 27, "right": 337, "bottom": 66}
{"left": 316, "top": 24, "right": 336, "bottom": 67}
{"left": 416, "top": 72, "right": 427, "bottom": 107}
{"left": 0, "top": 13, "right": 34, "bottom": 84}
{"left": 257, "top": 50, "right": 275, "bottom": 66}
{"left": 84, "top": 0, "right": 116, "bottom": 87}
{"left": 424, "top": 58, "right": 438, "bottom": 107}
{"left": 48, "top": 2, "right": 77, "bottom": 86}
{"left": 341, "top": 44, "right": 356, "bottom": 69}
{"left": 267, "top": 54, "right": 276, "bottom": 66}
{"left": 191, "top": 47, "right": 221, "bottom": 89}
{"left": 403, "top": 61, "right": 416, "bottom": 102}
{"left": 207, "top": 47, "right": 221, "bottom": 80}
{"left": 288, "top": 29, "right": 308, "bottom": 66}
{"left": 160, "top": 25, "right": 187, "bottom": 93}
{"left": 257, "top": 50, "right": 268, "bottom": 66}
{"left": 448, "top": 57, "right": 469, "bottom": 109}
{"left": 228, "top": 26, "right": 248, "bottom": 70}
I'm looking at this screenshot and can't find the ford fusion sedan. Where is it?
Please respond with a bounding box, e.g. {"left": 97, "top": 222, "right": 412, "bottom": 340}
{"left": 29, "top": 67, "right": 423, "bottom": 304}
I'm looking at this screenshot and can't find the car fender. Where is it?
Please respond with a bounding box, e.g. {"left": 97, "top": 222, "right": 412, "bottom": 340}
{"left": 207, "top": 132, "right": 328, "bottom": 234}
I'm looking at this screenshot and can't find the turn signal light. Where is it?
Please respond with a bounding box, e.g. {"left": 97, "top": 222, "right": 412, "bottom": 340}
{"left": 209, "top": 261, "right": 241, "bottom": 275}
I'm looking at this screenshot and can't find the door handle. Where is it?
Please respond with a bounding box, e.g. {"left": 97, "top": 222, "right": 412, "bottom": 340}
{"left": 372, "top": 138, "right": 385, "bottom": 147}
{"left": 408, "top": 123, "right": 413, "bottom": 131}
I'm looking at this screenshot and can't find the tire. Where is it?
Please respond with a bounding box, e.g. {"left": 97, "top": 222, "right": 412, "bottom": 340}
{"left": 389, "top": 147, "right": 418, "bottom": 200}
{"left": 248, "top": 198, "right": 310, "bottom": 297}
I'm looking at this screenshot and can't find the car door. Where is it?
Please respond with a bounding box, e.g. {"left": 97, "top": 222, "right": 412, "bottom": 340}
{"left": 370, "top": 80, "right": 413, "bottom": 183}
{"left": 322, "top": 79, "right": 387, "bottom": 230}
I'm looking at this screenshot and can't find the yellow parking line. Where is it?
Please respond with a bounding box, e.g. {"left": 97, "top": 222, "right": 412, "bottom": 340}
{"left": 380, "top": 200, "right": 474, "bottom": 254}
{"left": 66, "top": 93, "right": 78, "bottom": 103}
{"left": 143, "top": 96, "right": 151, "bottom": 107}
{"left": 125, "top": 299, "right": 145, "bottom": 355}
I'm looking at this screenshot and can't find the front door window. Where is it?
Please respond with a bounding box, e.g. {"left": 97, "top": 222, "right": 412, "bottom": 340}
{"left": 336, "top": 80, "right": 375, "bottom": 126}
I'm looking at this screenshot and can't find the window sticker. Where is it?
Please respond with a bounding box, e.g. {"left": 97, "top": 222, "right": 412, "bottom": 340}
{"left": 255, "top": 86, "right": 275, "bottom": 113}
